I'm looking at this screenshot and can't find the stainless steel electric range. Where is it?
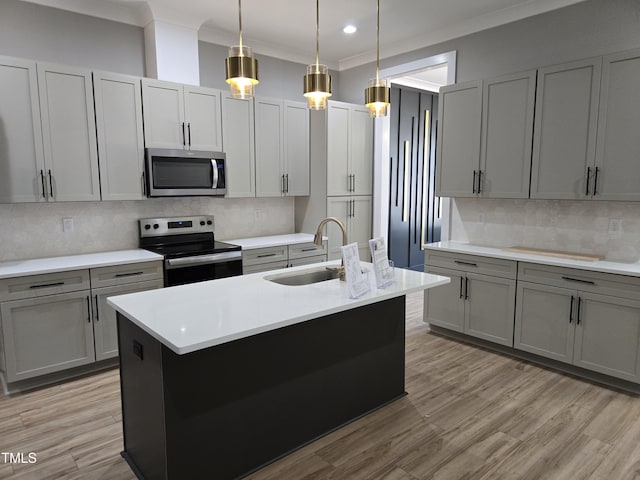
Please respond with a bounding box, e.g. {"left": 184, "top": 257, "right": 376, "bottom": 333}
{"left": 139, "top": 215, "right": 242, "bottom": 287}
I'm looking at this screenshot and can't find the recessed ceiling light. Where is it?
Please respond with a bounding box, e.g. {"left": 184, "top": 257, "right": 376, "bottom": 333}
{"left": 343, "top": 25, "right": 357, "bottom": 34}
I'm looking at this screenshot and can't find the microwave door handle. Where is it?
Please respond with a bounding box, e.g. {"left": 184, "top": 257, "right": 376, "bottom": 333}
{"left": 211, "top": 159, "right": 219, "bottom": 188}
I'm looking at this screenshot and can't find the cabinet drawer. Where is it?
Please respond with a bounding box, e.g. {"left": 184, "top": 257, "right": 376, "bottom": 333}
{"left": 289, "top": 255, "right": 327, "bottom": 267}
{"left": 517, "top": 262, "right": 640, "bottom": 300}
{"left": 288, "top": 242, "right": 327, "bottom": 259}
{"left": 243, "top": 260, "right": 288, "bottom": 274}
{"left": 425, "top": 251, "right": 516, "bottom": 279}
{"left": 0, "top": 270, "right": 90, "bottom": 302}
{"left": 243, "top": 246, "right": 288, "bottom": 266}
{"left": 90, "top": 261, "right": 163, "bottom": 288}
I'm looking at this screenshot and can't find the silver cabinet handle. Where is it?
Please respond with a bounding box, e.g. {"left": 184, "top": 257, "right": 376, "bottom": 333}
{"left": 211, "top": 159, "right": 219, "bottom": 189}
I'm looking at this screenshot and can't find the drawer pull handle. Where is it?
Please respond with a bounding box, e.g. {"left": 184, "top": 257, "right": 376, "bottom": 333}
{"left": 561, "top": 276, "right": 595, "bottom": 285}
{"left": 29, "top": 282, "right": 65, "bottom": 289}
{"left": 454, "top": 260, "right": 478, "bottom": 267}
{"left": 301, "top": 248, "right": 318, "bottom": 252}
{"left": 257, "top": 253, "right": 277, "bottom": 258}
{"left": 569, "top": 295, "right": 574, "bottom": 323}
{"left": 115, "top": 271, "right": 144, "bottom": 278}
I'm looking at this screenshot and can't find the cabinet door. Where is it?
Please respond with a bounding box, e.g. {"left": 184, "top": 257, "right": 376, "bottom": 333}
{"left": 284, "top": 101, "right": 310, "bottom": 196}
{"left": 435, "top": 80, "right": 482, "bottom": 197}
{"left": 326, "top": 197, "right": 350, "bottom": 260}
{"left": 141, "top": 78, "right": 185, "bottom": 149}
{"left": 37, "top": 63, "right": 100, "bottom": 201}
{"left": 1, "top": 291, "right": 94, "bottom": 382}
{"left": 480, "top": 71, "right": 536, "bottom": 199}
{"left": 350, "top": 106, "right": 373, "bottom": 195}
{"left": 93, "top": 71, "right": 145, "bottom": 201}
{"left": 222, "top": 95, "right": 255, "bottom": 197}
{"left": 530, "top": 58, "right": 601, "bottom": 199}
{"left": 464, "top": 273, "right": 515, "bottom": 346}
{"left": 255, "top": 97, "right": 284, "bottom": 197}
{"left": 593, "top": 49, "right": 640, "bottom": 201}
{"left": 573, "top": 292, "right": 640, "bottom": 382}
{"left": 0, "top": 56, "right": 45, "bottom": 203}
{"left": 93, "top": 279, "right": 163, "bottom": 362}
{"left": 424, "top": 266, "right": 465, "bottom": 333}
{"left": 350, "top": 195, "right": 373, "bottom": 261}
{"left": 327, "top": 102, "right": 351, "bottom": 196}
{"left": 184, "top": 85, "right": 223, "bottom": 152}
{"left": 514, "top": 282, "right": 575, "bottom": 363}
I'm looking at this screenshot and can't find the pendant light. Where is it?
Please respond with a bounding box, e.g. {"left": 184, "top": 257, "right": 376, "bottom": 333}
{"left": 364, "top": 0, "right": 390, "bottom": 117}
{"left": 303, "top": 0, "right": 332, "bottom": 110}
{"left": 225, "top": 0, "right": 258, "bottom": 99}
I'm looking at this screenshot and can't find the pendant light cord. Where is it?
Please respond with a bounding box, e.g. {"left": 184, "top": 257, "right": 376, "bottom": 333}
{"left": 315, "top": 0, "right": 320, "bottom": 70}
{"left": 238, "top": 0, "right": 243, "bottom": 49}
{"left": 376, "top": 0, "right": 380, "bottom": 82}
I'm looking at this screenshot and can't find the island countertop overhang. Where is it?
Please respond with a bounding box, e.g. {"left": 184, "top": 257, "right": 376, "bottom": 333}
{"left": 107, "top": 261, "right": 450, "bottom": 355}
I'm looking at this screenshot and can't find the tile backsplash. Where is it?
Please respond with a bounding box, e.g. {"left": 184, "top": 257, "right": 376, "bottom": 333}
{"left": 0, "top": 197, "right": 294, "bottom": 262}
{"left": 450, "top": 198, "right": 640, "bottom": 262}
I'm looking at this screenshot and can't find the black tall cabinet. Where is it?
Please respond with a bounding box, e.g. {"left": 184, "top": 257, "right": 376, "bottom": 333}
{"left": 388, "top": 86, "right": 441, "bottom": 271}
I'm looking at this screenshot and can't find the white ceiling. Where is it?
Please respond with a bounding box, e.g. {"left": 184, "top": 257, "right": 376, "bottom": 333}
{"left": 22, "top": 0, "right": 587, "bottom": 71}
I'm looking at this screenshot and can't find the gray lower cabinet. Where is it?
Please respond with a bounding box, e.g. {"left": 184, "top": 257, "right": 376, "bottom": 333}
{"left": 0, "top": 261, "right": 163, "bottom": 384}
{"left": 515, "top": 262, "right": 640, "bottom": 383}
{"left": 92, "top": 279, "right": 163, "bottom": 361}
{"left": 242, "top": 242, "right": 328, "bottom": 274}
{"left": 424, "top": 252, "right": 516, "bottom": 346}
{"left": 1, "top": 290, "right": 94, "bottom": 382}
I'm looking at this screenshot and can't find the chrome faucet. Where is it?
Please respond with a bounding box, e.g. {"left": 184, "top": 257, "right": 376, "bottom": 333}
{"left": 314, "top": 217, "right": 348, "bottom": 281}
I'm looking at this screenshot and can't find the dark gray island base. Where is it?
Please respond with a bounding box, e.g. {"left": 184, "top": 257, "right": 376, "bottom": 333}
{"left": 117, "top": 295, "right": 406, "bottom": 479}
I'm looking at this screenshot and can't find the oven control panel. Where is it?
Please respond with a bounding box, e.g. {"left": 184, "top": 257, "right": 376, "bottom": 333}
{"left": 139, "top": 216, "right": 215, "bottom": 237}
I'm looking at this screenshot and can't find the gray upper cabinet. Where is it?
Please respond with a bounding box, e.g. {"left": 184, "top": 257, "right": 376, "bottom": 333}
{"left": 479, "top": 70, "right": 536, "bottom": 198}
{"left": 141, "top": 79, "right": 223, "bottom": 152}
{"left": 530, "top": 57, "right": 602, "bottom": 199}
{"left": 93, "top": 71, "right": 145, "bottom": 201}
{"left": 255, "top": 98, "right": 310, "bottom": 197}
{"left": 222, "top": 95, "right": 255, "bottom": 198}
{"left": 37, "top": 63, "right": 101, "bottom": 201}
{"left": 327, "top": 101, "right": 373, "bottom": 196}
{"left": 435, "top": 80, "right": 482, "bottom": 198}
{"left": 593, "top": 49, "right": 640, "bottom": 201}
{"left": 0, "top": 56, "right": 45, "bottom": 203}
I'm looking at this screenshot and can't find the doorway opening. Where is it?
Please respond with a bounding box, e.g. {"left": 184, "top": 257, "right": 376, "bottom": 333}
{"left": 372, "top": 51, "right": 457, "bottom": 270}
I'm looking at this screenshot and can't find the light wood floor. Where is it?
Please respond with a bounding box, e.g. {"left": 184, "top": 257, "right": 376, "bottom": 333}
{"left": 2, "top": 292, "right": 640, "bottom": 479}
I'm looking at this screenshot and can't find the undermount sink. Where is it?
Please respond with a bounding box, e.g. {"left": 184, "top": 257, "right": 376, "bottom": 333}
{"left": 265, "top": 267, "right": 341, "bottom": 286}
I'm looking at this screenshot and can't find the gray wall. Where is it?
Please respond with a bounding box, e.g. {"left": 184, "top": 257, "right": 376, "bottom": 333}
{"left": 0, "top": 0, "right": 145, "bottom": 75}
{"left": 338, "top": 0, "right": 640, "bottom": 103}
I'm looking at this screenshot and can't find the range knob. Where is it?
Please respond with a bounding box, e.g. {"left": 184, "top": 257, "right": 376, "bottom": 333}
{"left": 144, "top": 224, "right": 151, "bottom": 230}
{"left": 153, "top": 223, "right": 159, "bottom": 229}
{"left": 207, "top": 220, "right": 213, "bottom": 225}
{"left": 200, "top": 221, "right": 205, "bottom": 226}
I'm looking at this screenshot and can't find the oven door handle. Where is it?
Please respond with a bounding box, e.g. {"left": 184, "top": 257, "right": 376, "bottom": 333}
{"left": 166, "top": 251, "right": 241, "bottom": 269}
{"left": 211, "top": 159, "right": 219, "bottom": 189}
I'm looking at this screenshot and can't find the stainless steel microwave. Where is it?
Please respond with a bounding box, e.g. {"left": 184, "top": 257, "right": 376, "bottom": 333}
{"left": 145, "top": 148, "right": 226, "bottom": 197}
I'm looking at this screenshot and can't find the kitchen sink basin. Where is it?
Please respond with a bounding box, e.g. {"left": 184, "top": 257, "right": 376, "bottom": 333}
{"left": 265, "top": 267, "right": 341, "bottom": 286}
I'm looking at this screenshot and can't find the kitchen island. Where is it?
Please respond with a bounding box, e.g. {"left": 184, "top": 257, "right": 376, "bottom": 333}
{"left": 107, "top": 261, "right": 449, "bottom": 480}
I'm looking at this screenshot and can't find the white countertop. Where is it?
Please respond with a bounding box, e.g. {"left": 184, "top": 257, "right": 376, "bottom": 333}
{"left": 425, "top": 241, "right": 640, "bottom": 277}
{"left": 107, "top": 261, "right": 450, "bottom": 355}
{"left": 225, "top": 233, "right": 325, "bottom": 250}
{"left": 0, "top": 249, "right": 164, "bottom": 279}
